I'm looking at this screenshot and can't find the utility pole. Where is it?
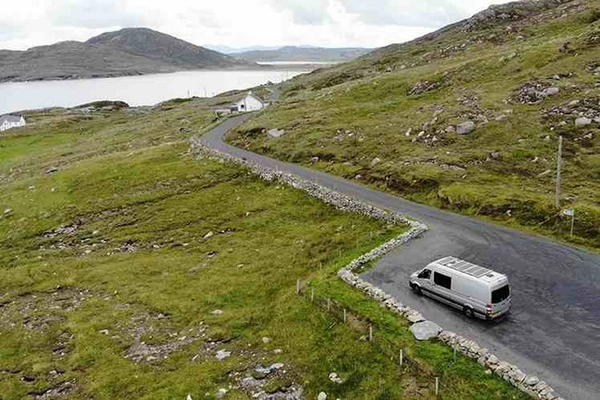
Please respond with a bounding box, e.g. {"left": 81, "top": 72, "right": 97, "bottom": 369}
{"left": 555, "top": 135, "right": 563, "bottom": 208}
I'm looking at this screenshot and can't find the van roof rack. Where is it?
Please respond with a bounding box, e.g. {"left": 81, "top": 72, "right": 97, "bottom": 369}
{"left": 437, "top": 256, "right": 494, "bottom": 278}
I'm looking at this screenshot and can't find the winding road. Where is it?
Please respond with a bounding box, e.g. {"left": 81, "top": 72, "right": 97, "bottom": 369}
{"left": 199, "top": 113, "right": 600, "bottom": 400}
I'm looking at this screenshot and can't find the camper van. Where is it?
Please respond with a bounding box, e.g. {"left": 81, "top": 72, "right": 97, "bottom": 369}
{"left": 409, "top": 256, "right": 511, "bottom": 320}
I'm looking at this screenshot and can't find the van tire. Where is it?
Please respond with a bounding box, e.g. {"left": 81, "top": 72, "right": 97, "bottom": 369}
{"left": 463, "top": 306, "right": 475, "bottom": 319}
{"left": 411, "top": 284, "right": 422, "bottom": 296}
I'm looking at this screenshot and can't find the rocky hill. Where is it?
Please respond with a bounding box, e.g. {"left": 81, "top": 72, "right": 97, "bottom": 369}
{"left": 234, "top": 46, "right": 371, "bottom": 62}
{"left": 0, "top": 28, "right": 254, "bottom": 82}
{"left": 228, "top": 0, "right": 600, "bottom": 250}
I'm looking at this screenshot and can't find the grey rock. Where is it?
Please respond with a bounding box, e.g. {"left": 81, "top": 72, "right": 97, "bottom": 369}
{"left": 525, "top": 376, "right": 540, "bottom": 386}
{"left": 406, "top": 311, "right": 425, "bottom": 323}
{"left": 543, "top": 87, "right": 560, "bottom": 96}
{"left": 575, "top": 117, "right": 592, "bottom": 127}
{"left": 267, "top": 128, "right": 286, "bottom": 138}
{"left": 409, "top": 321, "right": 442, "bottom": 340}
{"left": 329, "top": 372, "right": 343, "bottom": 384}
{"left": 215, "top": 350, "right": 231, "bottom": 360}
{"left": 456, "top": 121, "right": 475, "bottom": 135}
{"left": 318, "top": 392, "right": 327, "bottom": 400}
{"left": 370, "top": 157, "right": 382, "bottom": 167}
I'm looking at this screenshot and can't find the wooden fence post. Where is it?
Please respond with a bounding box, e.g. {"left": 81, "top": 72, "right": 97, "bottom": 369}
{"left": 296, "top": 279, "right": 300, "bottom": 295}
{"left": 343, "top": 308, "right": 347, "bottom": 323}
{"left": 369, "top": 324, "right": 373, "bottom": 342}
{"left": 311, "top": 288, "right": 314, "bottom": 302}
{"left": 399, "top": 349, "right": 403, "bottom": 367}
{"left": 327, "top": 298, "right": 331, "bottom": 311}
{"left": 435, "top": 377, "right": 439, "bottom": 395}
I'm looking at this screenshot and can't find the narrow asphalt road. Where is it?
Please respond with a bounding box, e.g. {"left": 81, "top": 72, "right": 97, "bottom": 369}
{"left": 199, "top": 113, "right": 600, "bottom": 400}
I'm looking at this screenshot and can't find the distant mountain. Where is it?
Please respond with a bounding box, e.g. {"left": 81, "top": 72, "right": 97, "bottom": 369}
{"left": 0, "top": 28, "right": 254, "bottom": 83}
{"left": 234, "top": 46, "right": 372, "bottom": 62}
{"left": 205, "top": 45, "right": 284, "bottom": 54}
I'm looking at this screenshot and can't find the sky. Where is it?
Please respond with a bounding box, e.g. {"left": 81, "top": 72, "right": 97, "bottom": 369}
{"left": 0, "top": 0, "right": 512, "bottom": 51}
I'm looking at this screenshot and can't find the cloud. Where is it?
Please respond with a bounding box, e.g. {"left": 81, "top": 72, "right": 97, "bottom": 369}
{"left": 50, "top": 0, "right": 150, "bottom": 29}
{"left": 339, "top": 0, "right": 466, "bottom": 27}
{"left": 269, "top": 0, "right": 332, "bottom": 25}
{"left": 0, "top": 0, "right": 514, "bottom": 51}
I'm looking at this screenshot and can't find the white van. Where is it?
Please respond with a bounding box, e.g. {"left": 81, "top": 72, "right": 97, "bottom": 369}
{"left": 409, "top": 256, "right": 511, "bottom": 320}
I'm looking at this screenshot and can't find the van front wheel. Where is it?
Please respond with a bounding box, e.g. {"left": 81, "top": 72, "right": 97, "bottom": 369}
{"left": 411, "top": 284, "right": 422, "bottom": 296}
{"left": 463, "top": 307, "right": 475, "bottom": 319}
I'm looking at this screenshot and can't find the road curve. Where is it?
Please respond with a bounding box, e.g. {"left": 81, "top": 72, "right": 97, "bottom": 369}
{"left": 199, "top": 113, "right": 600, "bottom": 400}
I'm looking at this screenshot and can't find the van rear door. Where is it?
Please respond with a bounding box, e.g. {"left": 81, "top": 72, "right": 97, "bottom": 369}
{"left": 489, "top": 284, "right": 511, "bottom": 317}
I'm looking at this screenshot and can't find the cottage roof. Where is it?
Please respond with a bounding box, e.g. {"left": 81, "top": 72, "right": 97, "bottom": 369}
{"left": 0, "top": 114, "right": 23, "bottom": 124}
{"left": 234, "top": 91, "right": 264, "bottom": 104}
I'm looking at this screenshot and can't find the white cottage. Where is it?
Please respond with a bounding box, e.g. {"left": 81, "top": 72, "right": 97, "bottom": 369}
{"left": 232, "top": 92, "right": 265, "bottom": 112}
{"left": 0, "top": 115, "right": 26, "bottom": 132}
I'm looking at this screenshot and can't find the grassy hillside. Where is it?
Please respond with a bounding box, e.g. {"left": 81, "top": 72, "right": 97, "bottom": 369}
{"left": 0, "top": 102, "right": 527, "bottom": 399}
{"left": 228, "top": 0, "right": 600, "bottom": 251}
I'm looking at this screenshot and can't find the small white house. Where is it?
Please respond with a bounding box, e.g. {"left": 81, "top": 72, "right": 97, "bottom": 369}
{"left": 0, "top": 115, "right": 26, "bottom": 132}
{"left": 232, "top": 92, "right": 265, "bottom": 112}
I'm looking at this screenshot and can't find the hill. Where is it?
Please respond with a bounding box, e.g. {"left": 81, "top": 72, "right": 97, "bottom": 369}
{"left": 228, "top": 0, "right": 600, "bottom": 250}
{"left": 0, "top": 28, "right": 253, "bottom": 83}
{"left": 234, "top": 46, "right": 372, "bottom": 62}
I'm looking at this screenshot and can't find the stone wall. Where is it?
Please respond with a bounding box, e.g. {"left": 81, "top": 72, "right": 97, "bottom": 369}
{"left": 190, "top": 138, "right": 563, "bottom": 400}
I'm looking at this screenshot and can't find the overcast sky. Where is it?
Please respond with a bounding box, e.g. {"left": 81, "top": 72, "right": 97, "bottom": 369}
{"left": 0, "top": 0, "right": 512, "bottom": 51}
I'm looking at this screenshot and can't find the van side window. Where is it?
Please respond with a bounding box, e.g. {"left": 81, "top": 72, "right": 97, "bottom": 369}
{"left": 434, "top": 272, "right": 452, "bottom": 289}
{"left": 418, "top": 269, "right": 431, "bottom": 279}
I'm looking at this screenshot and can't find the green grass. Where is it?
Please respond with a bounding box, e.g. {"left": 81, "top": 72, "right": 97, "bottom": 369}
{"left": 0, "top": 100, "right": 527, "bottom": 399}
{"left": 227, "top": 1, "right": 600, "bottom": 251}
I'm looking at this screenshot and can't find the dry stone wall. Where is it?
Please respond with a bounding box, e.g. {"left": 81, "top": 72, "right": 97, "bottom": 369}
{"left": 190, "top": 137, "right": 563, "bottom": 400}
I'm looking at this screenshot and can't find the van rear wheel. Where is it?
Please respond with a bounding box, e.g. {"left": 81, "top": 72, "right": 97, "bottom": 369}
{"left": 463, "top": 307, "right": 475, "bottom": 319}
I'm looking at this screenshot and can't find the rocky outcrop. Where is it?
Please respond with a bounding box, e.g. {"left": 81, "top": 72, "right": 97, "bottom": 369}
{"left": 464, "top": 0, "right": 575, "bottom": 31}
{"left": 510, "top": 82, "right": 561, "bottom": 105}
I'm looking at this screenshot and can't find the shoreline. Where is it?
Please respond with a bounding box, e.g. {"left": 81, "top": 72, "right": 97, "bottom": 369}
{"left": 0, "top": 63, "right": 322, "bottom": 85}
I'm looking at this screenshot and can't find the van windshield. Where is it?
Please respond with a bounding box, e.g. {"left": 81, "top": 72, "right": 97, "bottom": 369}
{"left": 492, "top": 285, "right": 510, "bottom": 304}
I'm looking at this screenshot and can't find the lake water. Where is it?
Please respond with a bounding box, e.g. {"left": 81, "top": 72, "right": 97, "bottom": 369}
{"left": 0, "top": 68, "right": 310, "bottom": 114}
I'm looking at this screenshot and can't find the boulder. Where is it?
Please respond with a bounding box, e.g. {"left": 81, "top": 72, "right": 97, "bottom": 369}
{"left": 543, "top": 87, "right": 560, "bottom": 96}
{"left": 215, "top": 350, "right": 231, "bottom": 360}
{"left": 318, "top": 392, "right": 327, "bottom": 400}
{"left": 575, "top": 117, "right": 592, "bottom": 127}
{"left": 456, "top": 121, "right": 475, "bottom": 135}
{"left": 409, "top": 321, "right": 442, "bottom": 340}
{"left": 267, "top": 128, "right": 286, "bottom": 138}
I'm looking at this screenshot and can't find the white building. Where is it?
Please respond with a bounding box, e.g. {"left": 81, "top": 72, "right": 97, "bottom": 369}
{"left": 0, "top": 115, "right": 26, "bottom": 132}
{"left": 232, "top": 92, "right": 265, "bottom": 112}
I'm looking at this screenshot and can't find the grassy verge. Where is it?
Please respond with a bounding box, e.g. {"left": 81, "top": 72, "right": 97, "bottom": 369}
{"left": 1, "top": 101, "right": 527, "bottom": 399}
